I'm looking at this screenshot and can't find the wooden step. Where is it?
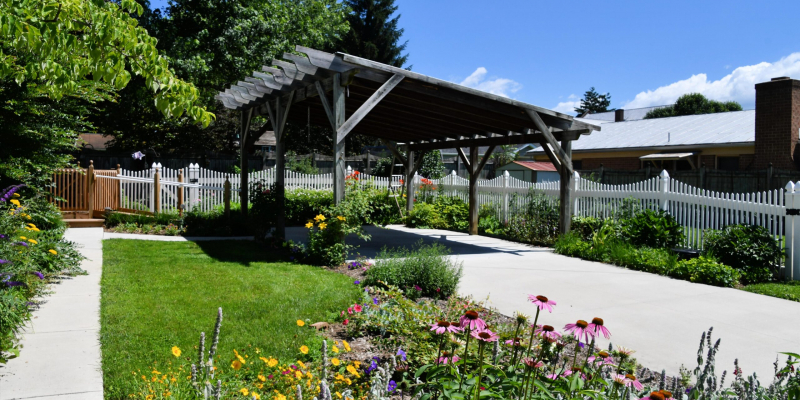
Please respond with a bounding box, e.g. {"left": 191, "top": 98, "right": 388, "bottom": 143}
{"left": 64, "top": 219, "right": 105, "bottom": 228}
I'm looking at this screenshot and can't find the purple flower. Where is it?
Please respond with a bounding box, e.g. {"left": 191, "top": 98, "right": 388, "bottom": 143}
{"left": 15, "top": 241, "right": 28, "bottom": 247}
{"left": 0, "top": 273, "right": 11, "bottom": 283}
{"left": 0, "top": 234, "right": 7, "bottom": 240}
{"left": 32, "top": 271, "right": 44, "bottom": 280}
{"left": 0, "top": 259, "right": 9, "bottom": 264}
{"left": 373, "top": 297, "right": 379, "bottom": 305}
{"left": 413, "top": 285, "right": 422, "bottom": 291}
{"left": 6, "top": 281, "right": 25, "bottom": 287}
{"left": 578, "top": 342, "right": 585, "bottom": 349}
{"left": 366, "top": 360, "right": 378, "bottom": 374}
{"left": 396, "top": 348, "right": 407, "bottom": 361}
{"left": 354, "top": 280, "right": 360, "bottom": 285}
{"left": 132, "top": 151, "right": 145, "bottom": 160}
{"left": 387, "top": 380, "right": 397, "bottom": 392}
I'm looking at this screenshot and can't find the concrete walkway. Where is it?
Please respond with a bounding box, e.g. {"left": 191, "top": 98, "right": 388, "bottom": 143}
{"left": 0, "top": 228, "right": 104, "bottom": 400}
{"left": 291, "top": 225, "right": 800, "bottom": 381}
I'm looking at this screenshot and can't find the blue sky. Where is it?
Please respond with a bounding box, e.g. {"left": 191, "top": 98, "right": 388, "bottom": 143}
{"left": 149, "top": 0, "right": 800, "bottom": 115}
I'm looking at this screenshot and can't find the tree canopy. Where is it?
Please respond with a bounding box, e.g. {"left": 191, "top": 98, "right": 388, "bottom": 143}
{"left": 643, "top": 93, "right": 743, "bottom": 119}
{"left": 338, "top": 0, "right": 408, "bottom": 68}
{"left": 574, "top": 87, "right": 612, "bottom": 116}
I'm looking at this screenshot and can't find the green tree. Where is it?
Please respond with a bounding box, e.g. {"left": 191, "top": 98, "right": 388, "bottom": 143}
{"left": 574, "top": 87, "right": 612, "bottom": 115}
{"left": 491, "top": 145, "right": 519, "bottom": 168}
{"left": 419, "top": 150, "right": 445, "bottom": 179}
{"left": 338, "top": 0, "right": 409, "bottom": 67}
{"left": 643, "top": 93, "right": 743, "bottom": 119}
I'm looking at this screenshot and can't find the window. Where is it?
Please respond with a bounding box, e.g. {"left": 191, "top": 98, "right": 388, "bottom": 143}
{"left": 718, "top": 157, "right": 739, "bottom": 171}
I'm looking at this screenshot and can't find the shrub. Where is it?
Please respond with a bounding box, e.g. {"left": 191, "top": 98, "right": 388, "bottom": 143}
{"left": 671, "top": 256, "right": 741, "bottom": 287}
{"left": 704, "top": 224, "right": 782, "bottom": 284}
{"left": 105, "top": 210, "right": 180, "bottom": 228}
{"left": 364, "top": 241, "right": 462, "bottom": 300}
{"left": 406, "top": 195, "right": 468, "bottom": 232}
{"left": 571, "top": 216, "right": 603, "bottom": 241}
{"left": 620, "top": 209, "right": 684, "bottom": 248}
{"left": 477, "top": 204, "right": 504, "bottom": 235}
{"left": 504, "top": 191, "right": 559, "bottom": 245}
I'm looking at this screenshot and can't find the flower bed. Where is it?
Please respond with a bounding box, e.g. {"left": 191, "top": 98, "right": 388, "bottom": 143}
{"left": 0, "top": 185, "right": 85, "bottom": 362}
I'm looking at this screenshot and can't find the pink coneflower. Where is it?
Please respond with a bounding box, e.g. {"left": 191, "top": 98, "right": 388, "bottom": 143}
{"left": 438, "top": 355, "right": 460, "bottom": 364}
{"left": 470, "top": 327, "right": 499, "bottom": 342}
{"left": 521, "top": 357, "right": 544, "bottom": 368}
{"left": 430, "top": 320, "right": 461, "bottom": 334}
{"left": 587, "top": 354, "right": 615, "bottom": 365}
{"left": 588, "top": 317, "right": 611, "bottom": 339}
{"left": 617, "top": 346, "right": 635, "bottom": 356}
{"left": 639, "top": 392, "right": 665, "bottom": 400}
{"left": 353, "top": 304, "right": 363, "bottom": 313}
{"left": 562, "top": 368, "right": 588, "bottom": 380}
{"left": 459, "top": 310, "right": 486, "bottom": 330}
{"left": 528, "top": 295, "right": 557, "bottom": 313}
{"left": 564, "top": 320, "right": 594, "bottom": 342}
{"left": 535, "top": 325, "right": 563, "bottom": 341}
{"left": 613, "top": 374, "right": 630, "bottom": 385}
{"left": 626, "top": 374, "right": 644, "bottom": 391}
{"left": 504, "top": 338, "right": 523, "bottom": 347}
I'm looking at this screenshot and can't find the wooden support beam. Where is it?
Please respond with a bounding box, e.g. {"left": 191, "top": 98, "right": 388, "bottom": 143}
{"left": 404, "top": 129, "right": 588, "bottom": 151}
{"left": 456, "top": 147, "right": 471, "bottom": 170}
{"left": 315, "top": 80, "right": 336, "bottom": 130}
{"left": 336, "top": 74, "right": 404, "bottom": 143}
{"left": 475, "top": 145, "right": 496, "bottom": 175}
{"left": 405, "top": 151, "right": 415, "bottom": 211}
{"left": 240, "top": 108, "right": 254, "bottom": 217}
{"left": 468, "top": 146, "right": 479, "bottom": 235}
{"left": 559, "top": 139, "right": 574, "bottom": 234}
{"left": 379, "top": 139, "right": 407, "bottom": 166}
{"left": 333, "top": 73, "right": 346, "bottom": 204}
{"left": 527, "top": 109, "right": 573, "bottom": 174}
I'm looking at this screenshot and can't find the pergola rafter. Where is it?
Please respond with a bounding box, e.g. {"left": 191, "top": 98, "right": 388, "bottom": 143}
{"left": 216, "top": 46, "right": 600, "bottom": 237}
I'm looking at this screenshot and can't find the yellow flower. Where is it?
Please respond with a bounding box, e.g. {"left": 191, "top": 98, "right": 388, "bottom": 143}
{"left": 48, "top": 249, "right": 57, "bottom": 255}
{"left": 336, "top": 392, "right": 343, "bottom": 399}
{"left": 268, "top": 358, "right": 278, "bottom": 367}
{"left": 258, "top": 374, "right": 266, "bottom": 382}
{"left": 353, "top": 361, "right": 361, "bottom": 368}
{"left": 275, "top": 394, "right": 287, "bottom": 400}
{"left": 299, "top": 345, "right": 309, "bottom": 354}
{"left": 9, "top": 199, "right": 20, "bottom": 207}
{"left": 252, "top": 393, "right": 261, "bottom": 400}
{"left": 297, "top": 360, "right": 306, "bottom": 369}
{"left": 331, "top": 358, "right": 341, "bottom": 366}
{"left": 27, "top": 239, "right": 37, "bottom": 244}
{"left": 231, "top": 360, "right": 242, "bottom": 370}
{"left": 318, "top": 222, "right": 327, "bottom": 230}
{"left": 240, "top": 388, "right": 249, "bottom": 396}
{"left": 12, "top": 193, "right": 19, "bottom": 198}
{"left": 336, "top": 216, "right": 345, "bottom": 221}
{"left": 171, "top": 346, "right": 181, "bottom": 357}
{"left": 314, "top": 214, "right": 326, "bottom": 222}
{"left": 305, "top": 222, "right": 313, "bottom": 229}
{"left": 19, "top": 236, "right": 26, "bottom": 240}
{"left": 332, "top": 345, "right": 339, "bottom": 353}
{"left": 342, "top": 340, "right": 351, "bottom": 352}
{"left": 295, "top": 370, "right": 303, "bottom": 379}
{"left": 335, "top": 373, "right": 345, "bottom": 381}
{"left": 346, "top": 365, "right": 360, "bottom": 377}
{"left": 296, "top": 319, "right": 305, "bottom": 327}
{"left": 152, "top": 370, "right": 161, "bottom": 375}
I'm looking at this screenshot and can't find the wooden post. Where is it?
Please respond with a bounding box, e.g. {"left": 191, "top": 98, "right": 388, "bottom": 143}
{"left": 558, "top": 140, "right": 573, "bottom": 234}
{"left": 333, "top": 73, "right": 346, "bottom": 204}
{"left": 275, "top": 139, "right": 286, "bottom": 238}
{"left": 405, "top": 150, "right": 415, "bottom": 211}
{"left": 86, "top": 160, "right": 95, "bottom": 216}
{"left": 153, "top": 166, "right": 161, "bottom": 214}
{"left": 178, "top": 170, "right": 185, "bottom": 216}
{"left": 116, "top": 164, "right": 122, "bottom": 210}
{"left": 469, "top": 146, "right": 479, "bottom": 235}
{"left": 240, "top": 108, "right": 253, "bottom": 217}
{"left": 223, "top": 178, "right": 231, "bottom": 219}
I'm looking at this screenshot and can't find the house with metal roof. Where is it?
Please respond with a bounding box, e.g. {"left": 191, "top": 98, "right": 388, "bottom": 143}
{"left": 529, "top": 77, "right": 800, "bottom": 172}
{"left": 496, "top": 161, "right": 559, "bottom": 182}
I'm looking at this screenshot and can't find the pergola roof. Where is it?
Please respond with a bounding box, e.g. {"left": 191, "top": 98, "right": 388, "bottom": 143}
{"left": 216, "top": 46, "right": 600, "bottom": 152}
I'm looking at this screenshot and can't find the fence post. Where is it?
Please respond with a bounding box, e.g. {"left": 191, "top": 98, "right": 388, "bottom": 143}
{"left": 502, "top": 170, "right": 509, "bottom": 223}
{"left": 659, "top": 169, "right": 670, "bottom": 212}
{"left": 223, "top": 178, "right": 231, "bottom": 219}
{"left": 178, "top": 170, "right": 185, "bottom": 216}
{"left": 116, "top": 164, "right": 122, "bottom": 210}
{"left": 573, "top": 171, "right": 581, "bottom": 216}
{"left": 785, "top": 181, "right": 800, "bottom": 281}
{"left": 188, "top": 163, "right": 199, "bottom": 211}
{"left": 153, "top": 166, "right": 161, "bottom": 214}
{"left": 86, "top": 160, "right": 95, "bottom": 216}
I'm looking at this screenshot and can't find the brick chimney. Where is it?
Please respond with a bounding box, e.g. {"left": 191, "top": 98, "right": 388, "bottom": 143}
{"left": 754, "top": 77, "right": 800, "bottom": 169}
{"left": 615, "top": 109, "right": 625, "bottom": 122}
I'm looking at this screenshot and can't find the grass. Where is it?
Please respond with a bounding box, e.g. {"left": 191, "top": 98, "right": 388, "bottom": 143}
{"left": 742, "top": 281, "right": 800, "bottom": 302}
{"left": 101, "top": 239, "right": 361, "bottom": 399}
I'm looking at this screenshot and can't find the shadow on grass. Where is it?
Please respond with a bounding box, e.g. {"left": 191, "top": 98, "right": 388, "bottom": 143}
{"left": 192, "top": 240, "right": 287, "bottom": 267}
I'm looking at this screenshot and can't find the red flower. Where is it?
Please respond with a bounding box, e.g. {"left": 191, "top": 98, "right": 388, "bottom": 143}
{"left": 343, "top": 319, "right": 349, "bottom": 325}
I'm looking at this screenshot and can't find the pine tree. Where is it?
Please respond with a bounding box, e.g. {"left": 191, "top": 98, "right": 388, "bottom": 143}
{"left": 338, "top": 0, "right": 409, "bottom": 67}
{"left": 574, "top": 87, "right": 613, "bottom": 115}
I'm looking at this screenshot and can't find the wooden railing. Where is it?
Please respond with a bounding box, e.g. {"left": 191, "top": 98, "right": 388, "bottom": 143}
{"left": 50, "top": 161, "right": 120, "bottom": 216}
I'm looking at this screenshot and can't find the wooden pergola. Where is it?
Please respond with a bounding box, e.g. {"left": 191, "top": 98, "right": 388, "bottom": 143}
{"left": 216, "top": 46, "right": 600, "bottom": 237}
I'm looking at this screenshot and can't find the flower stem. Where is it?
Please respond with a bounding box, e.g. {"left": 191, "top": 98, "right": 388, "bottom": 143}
{"left": 474, "top": 342, "right": 485, "bottom": 400}
{"left": 459, "top": 326, "right": 472, "bottom": 390}
{"left": 525, "top": 308, "right": 541, "bottom": 358}
{"left": 510, "top": 320, "right": 522, "bottom": 366}
{"left": 435, "top": 334, "right": 444, "bottom": 365}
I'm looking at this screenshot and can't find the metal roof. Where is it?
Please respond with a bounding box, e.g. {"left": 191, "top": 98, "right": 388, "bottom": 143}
{"left": 582, "top": 105, "right": 671, "bottom": 122}
{"left": 499, "top": 161, "right": 558, "bottom": 171}
{"left": 530, "top": 110, "right": 755, "bottom": 154}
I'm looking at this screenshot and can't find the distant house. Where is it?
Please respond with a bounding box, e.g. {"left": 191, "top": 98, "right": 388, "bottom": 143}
{"left": 78, "top": 134, "right": 113, "bottom": 151}
{"left": 496, "top": 161, "right": 559, "bottom": 183}
{"left": 528, "top": 77, "right": 800, "bottom": 172}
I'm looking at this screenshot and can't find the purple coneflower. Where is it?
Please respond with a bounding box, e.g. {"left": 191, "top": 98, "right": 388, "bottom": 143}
{"left": 430, "top": 320, "right": 461, "bottom": 334}
{"left": 521, "top": 357, "right": 543, "bottom": 368}
{"left": 626, "top": 374, "right": 645, "bottom": 391}
{"left": 564, "top": 320, "right": 594, "bottom": 343}
{"left": 588, "top": 317, "right": 611, "bottom": 339}
{"left": 588, "top": 353, "right": 615, "bottom": 365}
{"left": 617, "top": 346, "right": 635, "bottom": 356}
{"left": 504, "top": 338, "right": 522, "bottom": 347}
{"left": 459, "top": 310, "right": 486, "bottom": 330}
{"left": 613, "top": 374, "right": 630, "bottom": 385}
{"left": 438, "top": 355, "right": 460, "bottom": 364}
{"left": 470, "top": 327, "right": 499, "bottom": 343}
{"left": 640, "top": 392, "right": 665, "bottom": 400}
{"left": 535, "top": 324, "right": 562, "bottom": 340}
{"left": 528, "top": 294, "right": 557, "bottom": 313}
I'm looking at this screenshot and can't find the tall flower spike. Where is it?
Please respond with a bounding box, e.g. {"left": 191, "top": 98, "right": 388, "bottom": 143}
{"left": 321, "top": 340, "right": 328, "bottom": 381}
{"left": 209, "top": 307, "right": 223, "bottom": 363}
{"left": 492, "top": 340, "right": 500, "bottom": 364}
{"left": 214, "top": 380, "right": 222, "bottom": 400}
{"left": 198, "top": 332, "right": 205, "bottom": 367}
{"left": 296, "top": 384, "right": 303, "bottom": 400}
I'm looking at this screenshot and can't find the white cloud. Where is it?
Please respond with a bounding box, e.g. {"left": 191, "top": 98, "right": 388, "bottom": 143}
{"left": 622, "top": 52, "right": 800, "bottom": 109}
{"left": 552, "top": 98, "right": 581, "bottom": 114}
{"left": 459, "top": 67, "right": 522, "bottom": 98}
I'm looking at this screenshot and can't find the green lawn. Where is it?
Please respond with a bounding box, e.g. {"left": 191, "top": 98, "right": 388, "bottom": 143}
{"left": 742, "top": 281, "right": 800, "bottom": 302}
{"left": 101, "top": 239, "right": 361, "bottom": 399}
